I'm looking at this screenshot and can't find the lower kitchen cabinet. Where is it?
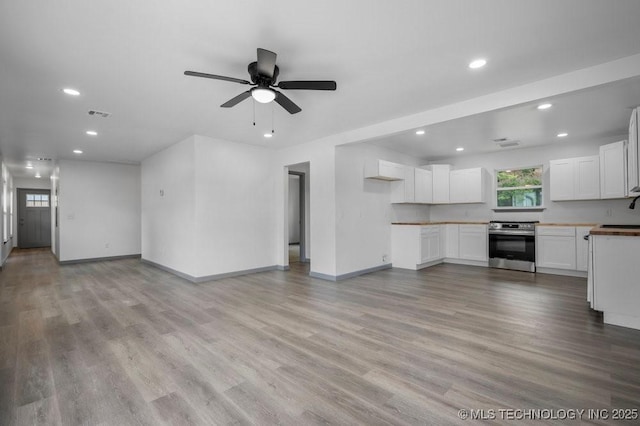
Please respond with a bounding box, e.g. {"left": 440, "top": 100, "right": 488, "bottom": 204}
{"left": 391, "top": 225, "right": 443, "bottom": 270}
{"left": 536, "top": 226, "right": 577, "bottom": 271}
{"left": 591, "top": 234, "right": 640, "bottom": 330}
{"left": 458, "top": 224, "right": 488, "bottom": 261}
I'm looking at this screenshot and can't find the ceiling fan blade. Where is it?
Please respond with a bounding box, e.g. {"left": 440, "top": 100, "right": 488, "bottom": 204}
{"left": 257, "top": 48, "right": 277, "bottom": 78}
{"left": 184, "top": 71, "right": 250, "bottom": 85}
{"left": 274, "top": 91, "right": 302, "bottom": 114}
{"left": 221, "top": 91, "right": 252, "bottom": 108}
{"left": 278, "top": 81, "right": 337, "bottom": 90}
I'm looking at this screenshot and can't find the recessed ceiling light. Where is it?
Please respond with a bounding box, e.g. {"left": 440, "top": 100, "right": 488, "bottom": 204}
{"left": 25, "top": 165, "right": 33, "bottom": 169}
{"left": 263, "top": 133, "right": 273, "bottom": 138}
{"left": 537, "top": 103, "right": 552, "bottom": 110}
{"left": 86, "top": 130, "right": 98, "bottom": 136}
{"left": 415, "top": 130, "right": 425, "bottom": 135}
{"left": 468, "top": 58, "right": 487, "bottom": 69}
{"left": 35, "top": 174, "right": 41, "bottom": 178}
{"left": 557, "top": 132, "right": 568, "bottom": 138}
{"left": 456, "top": 147, "right": 464, "bottom": 152}
{"left": 62, "top": 88, "right": 80, "bottom": 96}
{"left": 73, "top": 149, "right": 83, "bottom": 154}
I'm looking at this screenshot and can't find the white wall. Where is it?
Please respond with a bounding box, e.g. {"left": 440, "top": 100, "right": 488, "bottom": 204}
{"left": 192, "top": 135, "right": 276, "bottom": 278}
{"left": 141, "top": 136, "right": 197, "bottom": 276}
{"left": 142, "top": 135, "right": 276, "bottom": 279}
{"left": 274, "top": 141, "right": 336, "bottom": 276}
{"left": 335, "top": 143, "right": 430, "bottom": 276}
{"left": 288, "top": 175, "right": 300, "bottom": 243}
{"left": 58, "top": 159, "right": 141, "bottom": 262}
{"left": 427, "top": 136, "right": 640, "bottom": 224}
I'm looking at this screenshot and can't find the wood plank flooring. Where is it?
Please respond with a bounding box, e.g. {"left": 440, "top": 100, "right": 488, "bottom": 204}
{"left": 1, "top": 248, "right": 640, "bottom": 425}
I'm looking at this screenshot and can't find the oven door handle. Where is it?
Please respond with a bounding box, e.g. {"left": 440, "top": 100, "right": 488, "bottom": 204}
{"left": 488, "top": 231, "right": 535, "bottom": 236}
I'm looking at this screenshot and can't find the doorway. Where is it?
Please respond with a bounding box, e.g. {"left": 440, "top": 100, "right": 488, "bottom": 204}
{"left": 288, "top": 171, "right": 306, "bottom": 263}
{"left": 17, "top": 188, "right": 52, "bottom": 248}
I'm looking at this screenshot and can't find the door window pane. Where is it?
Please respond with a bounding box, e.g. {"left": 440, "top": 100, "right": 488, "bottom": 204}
{"left": 26, "top": 193, "right": 50, "bottom": 208}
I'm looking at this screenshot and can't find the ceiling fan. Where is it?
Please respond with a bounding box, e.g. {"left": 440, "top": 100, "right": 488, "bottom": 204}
{"left": 184, "top": 48, "right": 336, "bottom": 114}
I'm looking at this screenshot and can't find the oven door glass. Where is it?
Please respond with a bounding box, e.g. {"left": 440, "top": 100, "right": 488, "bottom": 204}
{"left": 489, "top": 234, "right": 535, "bottom": 262}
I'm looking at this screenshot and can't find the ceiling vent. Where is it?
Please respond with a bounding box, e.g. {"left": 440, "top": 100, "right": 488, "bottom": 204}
{"left": 494, "top": 139, "right": 520, "bottom": 148}
{"left": 88, "top": 110, "right": 111, "bottom": 118}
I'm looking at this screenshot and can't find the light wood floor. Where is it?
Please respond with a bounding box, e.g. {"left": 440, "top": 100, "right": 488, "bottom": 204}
{"left": 1, "top": 248, "right": 640, "bottom": 425}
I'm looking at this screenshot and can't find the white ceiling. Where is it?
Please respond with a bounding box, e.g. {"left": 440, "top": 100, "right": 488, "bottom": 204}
{"left": 2, "top": 0, "right": 640, "bottom": 179}
{"left": 369, "top": 76, "right": 640, "bottom": 160}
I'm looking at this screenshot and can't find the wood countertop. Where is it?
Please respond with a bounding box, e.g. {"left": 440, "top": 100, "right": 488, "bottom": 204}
{"left": 391, "top": 221, "right": 489, "bottom": 225}
{"left": 537, "top": 223, "right": 598, "bottom": 227}
{"left": 589, "top": 225, "right": 640, "bottom": 237}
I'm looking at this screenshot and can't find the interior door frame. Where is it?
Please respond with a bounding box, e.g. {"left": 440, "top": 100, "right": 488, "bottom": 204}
{"left": 288, "top": 171, "right": 307, "bottom": 262}
{"left": 17, "top": 188, "right": 52, "bottom": 248}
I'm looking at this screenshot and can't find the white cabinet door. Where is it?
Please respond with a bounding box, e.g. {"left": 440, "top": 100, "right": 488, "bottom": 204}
{"left": 428, "top": 165, "right": 450, "bottom": 204}
{"left": 466, "top": 168, "right": 486, "bottom": 203}
{"left": 445, "top": 224, "right": 459, "bottom": 258}
{"left": 536, "top": 227, "right": 577, "bottom": 270}
{"left": 414, "top": 168, "right": 433, "bottom": 203}
{"left": 449, "top": 168, "right": 486, "bottom": 204}
{"left": 600, "top": 141, "right": 627, "bottom": 199}
{"left": 574, "top": 156, "right": 600, "bottom": 200}
{"left": 420, "top": 226, "right": 441, "bottom": 263}
{"left": 575, "top": 226, "right": 592, "bottom": 272}
{"left": 550, "top": 159, "right": 575, "bottom": 201}
{"left": 449, "top": 170, "right": 466, "bottom": 203}
{"left": 550, "top": 156, "right": 600, "bottom": 200}
{"left": 390, "top": 166, "right": 416, "bottom": 203}
{"left": 458, "top": 225, "right": 487, "bottom": 261}
{"left": 365, "top": 159, "right": 405, "bottom": 180}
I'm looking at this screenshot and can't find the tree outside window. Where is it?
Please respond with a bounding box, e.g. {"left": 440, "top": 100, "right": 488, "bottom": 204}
{"left": 496, "top": 166, "right": 543, "bottom": 208}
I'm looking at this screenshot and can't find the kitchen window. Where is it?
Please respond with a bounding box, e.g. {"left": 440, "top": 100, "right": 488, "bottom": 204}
{"left": 495, "top": 166, "right": 543, "bottom": 209}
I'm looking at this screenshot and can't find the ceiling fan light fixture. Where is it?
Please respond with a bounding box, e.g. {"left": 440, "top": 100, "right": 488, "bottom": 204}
{"left": 251, "top": 87, "right": 276, "bottom": 104}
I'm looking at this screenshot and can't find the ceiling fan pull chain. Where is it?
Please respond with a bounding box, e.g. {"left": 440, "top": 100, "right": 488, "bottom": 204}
{"left": 271, "top": 102, "right": 275, "bottom": 135}
{"left": 253, "top": 99, "right": 256, "bottom": 126}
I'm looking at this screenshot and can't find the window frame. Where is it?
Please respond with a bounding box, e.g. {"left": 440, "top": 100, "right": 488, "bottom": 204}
{"left": 494, "top": 165, "right": 545, "bottom": 211}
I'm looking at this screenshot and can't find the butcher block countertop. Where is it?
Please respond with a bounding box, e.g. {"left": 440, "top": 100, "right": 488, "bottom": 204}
{"left": 391, "top": 221, "right": 489, "bottom": 225}
{"left": 537, "top": 223, "right": 598, "bottom": 227}
{"left": 589, "top": 225, "right": 640, "bottom": 237}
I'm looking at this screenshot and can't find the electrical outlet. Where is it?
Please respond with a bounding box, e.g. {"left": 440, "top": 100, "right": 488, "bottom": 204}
{"left": 382, "top": 255, "right": 388, "bottom": 263}
{"left": 606, "top": 208, "right": 612, "bottom": 217}
{"left": 105, "top": 243, "right": 110, "bottom": 249}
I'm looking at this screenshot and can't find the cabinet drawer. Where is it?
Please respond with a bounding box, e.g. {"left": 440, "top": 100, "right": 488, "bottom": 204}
{"left": 536, "top": 226, "right": 575, "bottom": 237}
{"left": 420, "top": 225, "right": 440, "bottom": 235}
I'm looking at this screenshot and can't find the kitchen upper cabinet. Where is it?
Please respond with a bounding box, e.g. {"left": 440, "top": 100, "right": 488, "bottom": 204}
{"left": 391, "top": 167, "right": 433, "bottom": 204}
{"left": 364, "top": 159, "right": 405, "bottom": 181}
{"left": 575, "top": 226, "right": 592, "bottom": 272}
{"left": 426, "top": 165, "right": 450, "bottom": 204}
{"left": 390, "top": 166, "right": 415, "bottom": 203}
{"left": 549, "top": 155, "right": 600, "bottom": 201}
{"left": 599, "top": 140, "right": 627, "bottom": 199}
{"left": 536, "top": 226, "right": 577, "bottom": 270}
{"left": 414, "top": 168, "right": 433, "bottom": 203}
{"left": 458, "top": 224, "right": 487, "bottom": 261}
{"left": 628, "top": 107, "right": 640, "bottom": 196}
{"left": 449, "top": 167, "right": 486, "bottom": 204}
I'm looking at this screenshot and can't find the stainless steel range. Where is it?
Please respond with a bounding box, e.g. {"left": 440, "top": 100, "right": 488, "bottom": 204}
{"left": 488, "top": 221, "right": 538, "bottom": 272}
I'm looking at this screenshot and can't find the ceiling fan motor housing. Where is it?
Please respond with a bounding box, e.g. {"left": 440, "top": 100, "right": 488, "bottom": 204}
{"left": 248, "top": 62, "right": 279, "bottom": 86}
